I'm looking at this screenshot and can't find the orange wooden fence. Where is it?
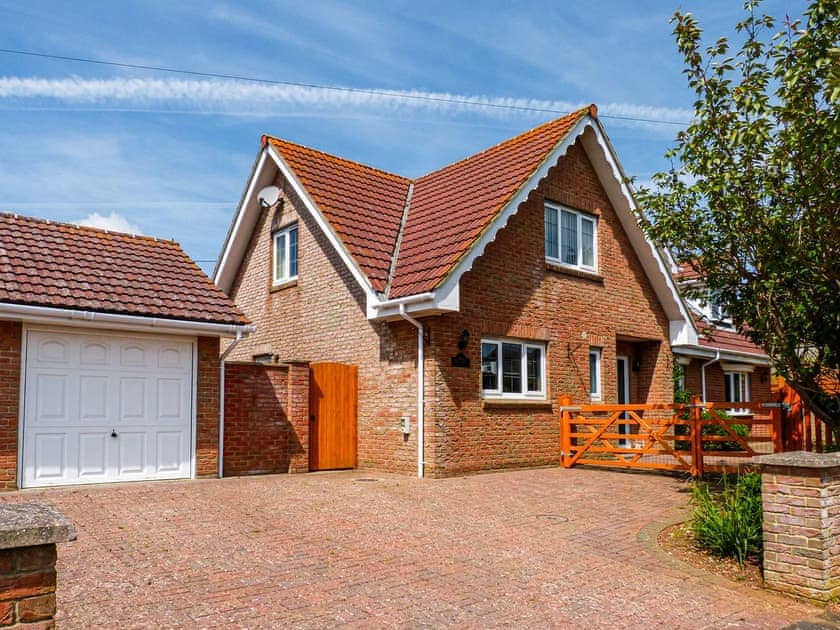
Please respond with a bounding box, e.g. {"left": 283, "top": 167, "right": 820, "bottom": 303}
{"left": 773, "top": 377, "right": 836, "bottom": 453}
{"left": 559, "top": 395, "right": 784, "bottom": 477}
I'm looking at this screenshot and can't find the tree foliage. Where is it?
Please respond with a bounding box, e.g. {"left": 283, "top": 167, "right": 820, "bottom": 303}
{"left": 637, "top": 0, "right": 840, "bottom": 431}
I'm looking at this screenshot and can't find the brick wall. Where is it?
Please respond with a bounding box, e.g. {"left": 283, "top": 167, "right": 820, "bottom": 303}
{"left": 0, "top": 322, "right": 21, "bottom": 490}
{"left": 226, "top": 138, "right": 679, "bottom": 476}
{"left": 195, "top": 336, "right": 221, "bottom": 477}
{"left": 759, "top": 455, "right": 840, "bottom": 601}
{"left": 225, "top": 182, "right": 420, "bottom": 474}
{"left": 683, "top": 360, "right": 771, "bottom": 402}
{"left": 426, "top": 140, "right": 674, "bottom": 476}
{"left": 223, "top": 362, "right": 309, "bottom": 475}
{"left": 0, "top": 544, "right": 58, "bottom": 625}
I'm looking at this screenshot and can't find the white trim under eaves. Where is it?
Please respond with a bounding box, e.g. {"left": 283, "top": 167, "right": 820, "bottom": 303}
{"left": 214, "top": 149, "right": 273, "bottom": 293}
{"left": 579, "top": 121, "right": 698, "bottom": 347}
{"left": 672, "top": 344, "right": 771, "bottom": 366}
{"left": 265, "top": 146, "right": 378, "bottom": 308}
{"left": 0, "top": 303, "right": 254, "bottom": 338}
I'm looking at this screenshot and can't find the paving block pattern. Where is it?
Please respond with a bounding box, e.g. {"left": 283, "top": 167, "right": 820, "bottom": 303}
{"left": 0, "top": 468, "right": 830, "bottom": 628}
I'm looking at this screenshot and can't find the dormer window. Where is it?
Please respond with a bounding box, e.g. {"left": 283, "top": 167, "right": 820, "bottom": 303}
{"left": 273, "top": 223, "right": 298, "bottom": 285}
{"left": 545, "top": 203, "right": 597, "bottom": 272}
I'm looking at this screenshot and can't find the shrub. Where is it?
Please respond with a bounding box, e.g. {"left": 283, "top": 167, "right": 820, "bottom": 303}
{"left": 690, "top": 472, "right": 763, "bottom": 565}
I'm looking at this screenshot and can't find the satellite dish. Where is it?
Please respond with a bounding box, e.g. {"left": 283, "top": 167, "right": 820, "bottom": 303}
{"left": 257, "top": 185, "right": 281, "bottom": 209}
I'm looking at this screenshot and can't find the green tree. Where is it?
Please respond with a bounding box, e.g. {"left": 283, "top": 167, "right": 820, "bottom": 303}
{"left": 637, "top": 0, "right": 840, "bottom": 439}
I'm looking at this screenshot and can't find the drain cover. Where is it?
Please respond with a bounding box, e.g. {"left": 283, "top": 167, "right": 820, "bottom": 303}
{"left": 536, "top": 514, "right": 569, "bottom": 523}
{"left": 354, "top": 478, "right": 379, "bottom": 482}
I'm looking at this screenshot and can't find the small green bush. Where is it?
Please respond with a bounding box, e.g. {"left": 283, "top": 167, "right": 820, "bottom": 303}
{"left": 690, "top": 472, "right": 763, "bottom": 565}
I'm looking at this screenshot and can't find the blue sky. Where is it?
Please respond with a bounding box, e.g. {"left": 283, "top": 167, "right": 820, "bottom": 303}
{"left": 0, "top": 0, "right": 807, "bottom": 273}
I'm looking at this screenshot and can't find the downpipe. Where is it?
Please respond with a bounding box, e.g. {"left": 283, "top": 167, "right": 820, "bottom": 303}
{"left": 398, "top": 304, "right": 425, "bottom": 478}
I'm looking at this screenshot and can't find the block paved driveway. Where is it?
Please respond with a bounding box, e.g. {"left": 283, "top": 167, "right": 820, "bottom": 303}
{"left": 1, "top": 467, "right": 834, "bottom": 628}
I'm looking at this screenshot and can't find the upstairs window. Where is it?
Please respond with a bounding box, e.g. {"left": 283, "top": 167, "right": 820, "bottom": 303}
{"left": 545, "top": 203, "right": 597, "bottom": 272}
{"left": 481, "top": 338, "right": 546, "bottom": 399}
{"left": 273, "top": 224, "right": 298, "bottom": 284}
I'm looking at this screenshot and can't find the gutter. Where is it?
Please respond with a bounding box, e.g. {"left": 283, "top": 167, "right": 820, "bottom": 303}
{"left": 672, "top": 344, "right": 770, "bottom": 365}
{"left": 218, "top": 331, "right": 245, "bottom": 478}
{"left": 700, "top": 349, "right": 721, "bottom": 403}
{"left": 398, "top": 303, "right": 426, "bottom": 479}
{"left": 0, "top": 302, "right": 255, "bottom": 338}
{"left": 370, "top": 292, "right": 436, "bottom": 312}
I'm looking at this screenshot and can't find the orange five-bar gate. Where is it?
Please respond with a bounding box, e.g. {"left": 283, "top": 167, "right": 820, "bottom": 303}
{"left": 558, "top": 395, "right": 785, "bottom": 477}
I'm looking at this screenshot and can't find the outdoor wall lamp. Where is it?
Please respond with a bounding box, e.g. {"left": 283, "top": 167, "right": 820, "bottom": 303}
{"left": 458, "top": 329, "right": 470, "bottom": 351}
{"left": 632, "top": 356, "right": 642, "bottom": 372}
{"left": 451, "top": 329, "right": 471, "bottom": 368}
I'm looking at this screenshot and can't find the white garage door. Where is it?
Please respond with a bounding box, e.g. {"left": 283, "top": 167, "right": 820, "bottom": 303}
{"left": 22, "top": 328, "right": 195, "bottom": 488}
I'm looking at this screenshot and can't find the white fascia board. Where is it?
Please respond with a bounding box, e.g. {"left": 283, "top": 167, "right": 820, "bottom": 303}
{"left": 579, "top": 122, "right": 697, "bottom": 347}
{"left": 214, "top": 149, "right": 274, "bottom": 293}
{"left": 672, "top": 344, "right": 771, "bottom": 366}
{"left": 671, "top": 319, "right": 699, "bottom": 346}
{"left": 265, "top": 146, "right": 378, "bottom": 308}
{"left": 0, "top": 302, "right": 255, "bottom": 338}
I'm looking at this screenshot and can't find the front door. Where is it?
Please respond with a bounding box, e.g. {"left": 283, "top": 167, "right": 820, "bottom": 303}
{"left": 309, "top": 363, "right": 357, "bottom": 471}
{"left": 616, "top": 356, "right": 631, "bottom": 448}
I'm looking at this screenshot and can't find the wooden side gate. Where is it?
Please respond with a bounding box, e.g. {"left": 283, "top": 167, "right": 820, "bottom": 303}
{"left": 559, "top": 396, "right": 784, "bottom": 477}
{"left": 309, "top": 363, "right": 358, "bottom": 471}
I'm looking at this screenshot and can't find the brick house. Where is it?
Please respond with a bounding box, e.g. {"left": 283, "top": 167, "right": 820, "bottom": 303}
{"left": 670, "top": 263, "right": 772, "bottom": 405}
{"left": 0, "top": 213, "right": 251, "bottom": 488}
{"left": 215, "top": 105, "right": 700, "bottom": 478}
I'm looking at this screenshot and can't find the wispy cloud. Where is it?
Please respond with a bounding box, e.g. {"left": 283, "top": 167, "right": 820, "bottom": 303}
{"left": 0, "top": 76, "right": 692, "bottom": 128}
{"left": 75, "top": 211, "right": 142, "bottom": 234}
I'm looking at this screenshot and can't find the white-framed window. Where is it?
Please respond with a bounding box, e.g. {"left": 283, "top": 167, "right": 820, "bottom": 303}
{"left": 273, "top": 223, "right": 298, "bottom": 284}
{"left": 481, "top": 338, "right": 546, "bottom": 399}
{"left": 589, "top": 347, "right": 602, "bottom": 401}
{"left": 545, "top": 203, "right": 597, "bottom": 272}
{"left": 724, "top": 371, "right": 750, "bottom": 414}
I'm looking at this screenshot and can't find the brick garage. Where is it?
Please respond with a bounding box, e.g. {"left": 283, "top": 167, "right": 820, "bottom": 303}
{"left": 0, "top": 213, "right": 250, "bottom": 489}
{"left": 216, "top": 107, "right": 695, "bottom": 477}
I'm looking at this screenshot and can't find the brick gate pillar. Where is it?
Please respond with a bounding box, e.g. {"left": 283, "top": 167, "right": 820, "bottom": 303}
{"left": 0, "top": 504, "right": 76, "bottom": 626}
{"left": 755, "top": 451, "right": 840, "bottom": 602}
{"left": 286, "top": 361, "right": 310, "bottom": 474}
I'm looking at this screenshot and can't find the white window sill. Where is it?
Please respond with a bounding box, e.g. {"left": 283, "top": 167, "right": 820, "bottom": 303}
{"left": 270, "top": 277, "right": 298, "bottom": 292}
{"left": 545, "top": 260, "right": 604, "bottom": 282}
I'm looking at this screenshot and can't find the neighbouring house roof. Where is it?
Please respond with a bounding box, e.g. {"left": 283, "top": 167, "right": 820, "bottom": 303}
{"left": 216, "top": 105, "right": 696, "bottom": 344}
{"left": 694, "top": 318, "right": 768, "bottom": 357}
{"left": 0, "top": 212, "right": 249, "bottom": 326}
{"left": 671, "top": 263, "right": 770, "bottom": 363}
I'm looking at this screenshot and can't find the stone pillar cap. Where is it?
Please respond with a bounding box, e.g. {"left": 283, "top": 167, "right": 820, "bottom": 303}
{"left": 754, "top": 451, "right": 840, "bottom": 469}
{"left": 0, "top": 503, "right": 76, "bottom": 550}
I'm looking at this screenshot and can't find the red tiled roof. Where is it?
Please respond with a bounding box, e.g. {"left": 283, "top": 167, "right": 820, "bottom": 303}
{"left": 263, "top": 106, "right": 591, "bottom": 298}
{"left": 694, "top": 318, "right": 767, "bottom": 357}
{"left": 0, "top": 213, "right": 248, "bottom": 326}
{"left": 389, "top": 108, "right": 590, "bottom": 297}
{"left": 266, "top": 138, "right": 411, "bottom": 293}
